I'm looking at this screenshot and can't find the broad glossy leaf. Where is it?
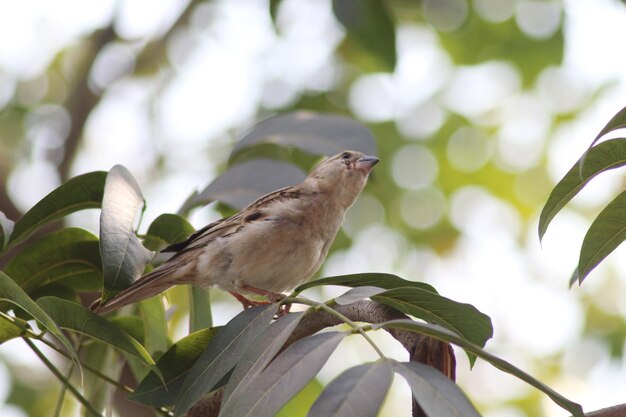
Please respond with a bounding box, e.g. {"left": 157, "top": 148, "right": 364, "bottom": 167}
{"left": 4, "top": 228, "right": 101, "bottom": 293}
{"left": 308, "top": 361, "right": 393, "bottom": 417}
{"left": 221, "top": 312, "right": 305, "bottom": 412}
{"left": 393, "top": 361, "right": 480, "bottom": 417}
{"left": 189, "top": 286, "right": 212, "bottom": 332}
{"left": 139, "top": 297, "right": 168, "bottom": 357}
{"left": 37, "top": 297, "right": 155, "bottom": 367}
{"left": 82, "top": 342, "right": 111, "bottom": 415}
{"left": 334, "top": 286, "right": 385, "bottom": 305}
{"left": 539, "top": 139, "right": 626, "bottom": 241}
{"left": 577, "top": 190, "right": 626, "bottom": 284}
{"left": 174, "top": 304, "right": 278, "bottom": 417}
{"left": 593, "top": 106, "right": 626, "bottom": 145}
{"left": 8, "top": 171, "right": 107, "bottom": 246}
{"left": 276, "top": 379, "right": 324, "bottom": 417}
{"left": 131, "top": 327, "right": 219, "bottom": 406}
{"left": 0, "top": 315, "right": 27, "bottom": 344}
{"left": 109, "top": 315, "right": 144, "bottom": 344}
{"left": 295, "top": 273, "right": 437, "bottom": 294}
{"left": 179, "top": 159, "right": 306, "bottom": 213}
{"left": 99, "top": 165, "right": 153, "bottom": 302}
{"left": 0, "top": 211, "right": 14, "bottom": 250}
{"left": 231, "top": 112, "right": 377, "bottom": 161}
{"left": 221, "top": 331, "right": 345, "bottom": 417}
{"left": 333, "top": 0, "right": 396, "bottom": 70}
{"left": 371, "top": 287, "right": 493, "bottom": 350}
{"left": 143, "top": 213, "right": 195, "bottom": 251}
{"left": 29, "top": 283, "right": 79, "bottom": 304}
{"left": 375, "top": 320, "right": 584, "bottom": 417}
{"left": 0, "top": 272, "right": 79, "bottom": 365}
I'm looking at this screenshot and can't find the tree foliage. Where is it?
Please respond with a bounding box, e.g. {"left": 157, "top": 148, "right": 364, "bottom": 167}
{"left": 0, "top": 114, "right": 584, "bottom": 417}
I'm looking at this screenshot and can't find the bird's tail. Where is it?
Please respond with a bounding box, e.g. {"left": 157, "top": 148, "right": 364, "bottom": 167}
{"left": 90, "top": 263, "right": 179, "bottom": 314}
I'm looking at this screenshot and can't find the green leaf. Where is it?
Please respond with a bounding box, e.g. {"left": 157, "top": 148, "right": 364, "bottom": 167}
{"left": 0, "top": 211, "right": 14, "bottom": 250}
{"left": 8, "top": 171, "right": 107, "bottom": 247}
{"left": 295, "top": 273, "right": 437, "bottom": 294}
{"left": 594, "top": 106, "right": 626, "bottom": 144}
{"left": 371, "top": 287, "right": 493, "bottom": 359}
{"left": 82, "top": 342, "right": 112, "bottom": 416}
{"left": 374, "top": 320, "right": 584, "bottom": 417}
{"left": 276, "top": 379, "right": 324, "bottom": 417}
{"left": 220, "top": 312, "right": 305, "bottom": 414}
{"left": 0, "top": 315, "right": 27, "bottom": 344}
{"left": 4, "top": 228, "right": 102, "bottom": 294}
{"left": 179, "top": 159, "right": 307, "bottom": 213}
{"left": 307, "top": 361, "right": 393, "bottom": 417}
{"left": 109, "top": 315, "right": 144, "bottom": 344}
{"left": 539, "top": 139, "right": 626, "bottom": 241}
{"left": 333, "top": 0, "right": 396, "bottom": 70}
{"left": 333, "top": 286, "right": 385, "bottom": 305}
{"left": 37, "top": 297, "right": 156, "bottom": 368}
{"left": 578, "top": 107, "right": 626, "bottom": 184}
{"left": 174, "top": 304, "right": 278, "bottom": 417}
{"left": 221, "top": 332, "right": 346, "bottom": 417}
{"left": 99, "top": 165, "right": 153, "bottom": 302}
{"left": 577, "top": 190, "right": 626, "bottom": 284}
{"left": 139, "top": 296, "right": 169, "bottom": 357}
{"left": 231, "top": 112, "right": 378, "bottom": 164}
{"left": 131, "top": 327, "right": 219, "bottom": 407}
{"left": 189, "top": 287, "right": 212, "bottom": 332}
{"left": 269, "top": 0, "right": 282, "bottom": 22}
{"left": 0, "top": 272, "right": 79, "bottom": 366}
{"left": 30, "top": 283, "right": 79, "bottom": 304}
{"left": 393, "top": 361, "right": 480, "bottom": 417}
{"left": 143, "top": 213, "right": 195, "bottom": 251}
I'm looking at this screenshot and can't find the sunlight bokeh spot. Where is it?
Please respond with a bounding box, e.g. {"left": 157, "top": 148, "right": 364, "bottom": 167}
{"left": 474, "top": 0, "right": 519, "bottom": 23}
{"left": 443, "top": 61, "right": 521, "bottom": 119}
{"left": 515, "top": 0, "right": 561, "bottom": 39}
{"left": 447, "top": 126, "right": 493, "bottom": 172}
{"left": 400, "top": 187, "right": 446, "bottom": 230}
{"left": 392, "top": 145, "right": 439, "bottom": 189}
{"left": 423, "top": 0, "right": 469, "bottom": 32}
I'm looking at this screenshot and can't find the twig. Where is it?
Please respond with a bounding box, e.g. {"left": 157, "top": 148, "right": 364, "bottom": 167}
{"left": 23, "top": 337, "right": 103, "bottom": 417}
{"left": 185, "top": 300, "right": 453, "bottom": 417}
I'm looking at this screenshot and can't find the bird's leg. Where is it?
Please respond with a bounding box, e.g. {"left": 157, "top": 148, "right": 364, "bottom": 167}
{"left": 240, "top": 285, "right": 285, "bottom": 302}
{"left": 229, "top": 291, "right": 271, "bottom": 309}
{"left": 239, "top": 285, "right": 292, "bottom": 316}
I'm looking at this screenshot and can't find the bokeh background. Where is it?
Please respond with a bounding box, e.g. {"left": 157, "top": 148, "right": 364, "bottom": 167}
{"left": 1, "top": 0, "right": 626, "bottom": 416}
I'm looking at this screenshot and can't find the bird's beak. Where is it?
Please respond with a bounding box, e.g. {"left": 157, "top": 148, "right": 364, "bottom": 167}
{"left": 355, "top": 155, "right": 379, "bottom": 173}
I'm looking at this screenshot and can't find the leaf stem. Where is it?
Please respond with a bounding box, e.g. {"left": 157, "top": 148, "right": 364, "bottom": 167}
{"left": 286, "top": 296, "right": 386, "bottom": 359}
{"left": 22, "top": 337, "right": 103, "bottom": 417}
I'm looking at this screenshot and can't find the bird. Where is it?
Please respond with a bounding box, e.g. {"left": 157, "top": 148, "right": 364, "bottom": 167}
{"left": 91, "top": 150, "right": 379, "bottom": 314}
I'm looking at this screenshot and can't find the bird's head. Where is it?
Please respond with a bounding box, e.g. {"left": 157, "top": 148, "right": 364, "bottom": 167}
{"left": 306, "top": 150, "right": 379, "bottom": 207}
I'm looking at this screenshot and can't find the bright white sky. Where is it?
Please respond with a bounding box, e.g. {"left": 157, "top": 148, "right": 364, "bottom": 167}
{"left": 1, "top": 1, "right": 626, "bottom": 416}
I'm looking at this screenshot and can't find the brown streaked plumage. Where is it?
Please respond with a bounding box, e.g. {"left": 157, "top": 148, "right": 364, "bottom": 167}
{"left": 91, "top": 150, "right": 379, "bottom": 314}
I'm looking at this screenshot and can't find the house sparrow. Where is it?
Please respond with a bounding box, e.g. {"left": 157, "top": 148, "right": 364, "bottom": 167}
{"left": 92, "top": 151, "right": 379, "bottom": 314}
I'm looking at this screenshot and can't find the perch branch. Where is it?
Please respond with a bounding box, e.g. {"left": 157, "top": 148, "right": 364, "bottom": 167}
{"left": 186, "top": 300, "right": 455, "bottom": 417}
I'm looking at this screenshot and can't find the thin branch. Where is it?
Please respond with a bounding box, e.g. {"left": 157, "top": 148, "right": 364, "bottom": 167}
{"left": 22, "top": 337, "right": 103, "bottom": 417}
{"left": 58, "top": 25, "right": 116, "bottom": 182}
{"left": 185, "top": 300, "right": 454, "bottom": 417}
{"left": 584, "top": 404, "right": 626, "bottom": 417}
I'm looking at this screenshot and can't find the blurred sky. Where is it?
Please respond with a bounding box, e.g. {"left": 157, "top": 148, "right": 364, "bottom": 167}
{"left": 2, "top": 0, "right": 626, "bottom": 416}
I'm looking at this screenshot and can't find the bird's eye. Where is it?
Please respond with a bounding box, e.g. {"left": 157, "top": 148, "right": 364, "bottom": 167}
{"left": 341, "top": 152, "right": 352, "bottom": 160}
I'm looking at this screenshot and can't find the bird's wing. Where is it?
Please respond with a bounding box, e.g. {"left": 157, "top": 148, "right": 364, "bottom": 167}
{"left": 162, "top": 185, "right": 305, "bottom": 254}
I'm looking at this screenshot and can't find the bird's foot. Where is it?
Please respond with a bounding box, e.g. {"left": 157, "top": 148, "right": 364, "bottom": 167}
{"left": 240, "top": 285, "right": 286, "bottom": 303}
{"left": 231, "top": 286, "right": 292, "bottom": 317}
{"left": 229, "top": 291, "right": 271, "bottom": 309}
